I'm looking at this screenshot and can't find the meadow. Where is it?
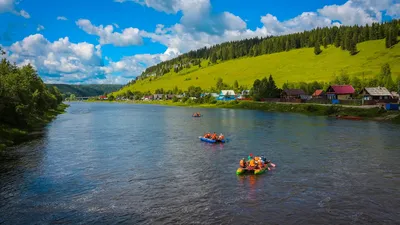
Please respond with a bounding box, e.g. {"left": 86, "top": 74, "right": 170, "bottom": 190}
{"left": 115, "top": 39, "right": 400, "bottom": 95}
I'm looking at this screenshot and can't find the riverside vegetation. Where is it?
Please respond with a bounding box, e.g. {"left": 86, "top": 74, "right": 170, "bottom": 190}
{"left": 0, "top": 47, "right": 67, "bottom": 151}
{"left": 109, "top": 73, "right": 400, "bottom": 123}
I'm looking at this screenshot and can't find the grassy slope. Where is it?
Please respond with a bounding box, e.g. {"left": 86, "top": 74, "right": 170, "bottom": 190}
{"left": 115, "top": 39, "right": 400, "bottom": 95}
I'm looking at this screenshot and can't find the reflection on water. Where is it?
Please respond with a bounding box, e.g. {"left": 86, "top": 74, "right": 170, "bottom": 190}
{"left": 1, "top": 102, "right": 400, "bottom": 224}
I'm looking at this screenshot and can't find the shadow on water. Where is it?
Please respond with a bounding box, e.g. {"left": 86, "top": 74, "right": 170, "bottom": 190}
{"left": 1, "top": 102, "right": 400, "bottom": 224}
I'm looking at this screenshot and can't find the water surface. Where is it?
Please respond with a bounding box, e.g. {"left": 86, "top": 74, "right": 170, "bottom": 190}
{"left": 1, "top": 102, "right": 399, "bottom": 224}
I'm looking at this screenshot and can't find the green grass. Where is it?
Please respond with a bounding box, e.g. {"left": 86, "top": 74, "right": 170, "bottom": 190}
{"left": 114, "top": 39, "right": 400, "bottom": 96}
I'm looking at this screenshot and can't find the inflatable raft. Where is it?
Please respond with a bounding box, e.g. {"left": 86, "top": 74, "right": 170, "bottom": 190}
{"left": 236, "top": 166, "right": 268, "bottom": 175}
{"left": 199, "top": 137, "right": 225, "bottom": 143}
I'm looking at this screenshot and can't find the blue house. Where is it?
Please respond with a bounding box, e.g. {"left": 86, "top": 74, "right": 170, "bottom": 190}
{"left": 217, "top": 90, "right": 236, "bottom": 101}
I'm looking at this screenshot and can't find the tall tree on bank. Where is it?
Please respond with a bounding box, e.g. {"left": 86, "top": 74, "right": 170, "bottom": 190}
{"left": 314, "top": 41, "right": 322, "bottom": 55}
{"left": 349, "top": 33, "right": 358, "bottom": 55}
{"left": 251, "top": 75, "right": 281, "bottom": 100}
{"left": 386, "top": 24, "right": 398, "bottom": 48}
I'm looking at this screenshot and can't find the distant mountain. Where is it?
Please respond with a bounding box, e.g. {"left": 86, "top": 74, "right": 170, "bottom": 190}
{"left": 46, "top": 84, "right": 123, "bottom": 97}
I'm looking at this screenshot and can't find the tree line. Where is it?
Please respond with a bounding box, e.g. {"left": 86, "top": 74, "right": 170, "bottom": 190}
{"left": 0, "top": 47, "right": 63, "bottom": 129}
{"left": 131, "top": 19, "right": 399, "bottom": 81}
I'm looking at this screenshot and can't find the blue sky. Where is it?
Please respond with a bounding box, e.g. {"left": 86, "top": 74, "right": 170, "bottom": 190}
{"left": 0, "top": 0, "right": 399, "bottom": 84}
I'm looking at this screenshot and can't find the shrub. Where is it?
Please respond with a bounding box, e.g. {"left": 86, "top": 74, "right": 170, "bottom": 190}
{"left": 181, "top": 96, "right": 189, "bottom": 103}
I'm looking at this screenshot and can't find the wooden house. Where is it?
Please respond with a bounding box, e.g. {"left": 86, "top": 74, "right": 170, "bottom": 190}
{"left": 281, "top": 89, "right": 306, "bottom": 99}
{"left": 312, "top": 90, "right": 326, "bottom": 99}
{"left": 326, "top": 85, "right": 355, "bottom": 100}
{"left": 360, "top": 87, "right": 392, "bottom": 100}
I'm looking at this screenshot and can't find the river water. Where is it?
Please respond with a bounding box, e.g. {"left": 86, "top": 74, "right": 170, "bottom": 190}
{"left": 0, "top": 102, "right": 399, "bottom": 224}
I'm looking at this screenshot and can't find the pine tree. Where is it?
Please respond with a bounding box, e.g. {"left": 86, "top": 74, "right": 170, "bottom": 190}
{"left": 349, "top": 33, "right": 358, "bottom": 55}
{"left": 233, "top": 80, "right": 239, "bottom": 91}
{"left": 322, "top": 37, "right": 328, "bottom": 49}
{"left": 314, "top": 41, "right": 322, "bottom": 55}
{"left": 385, "top": 28, "right": 393, "bottom": 48}
{"left": 210, "top": 53, "right": 217, "bottom": 64}
{"left": 334, "top": 33, "right": 341, "bottom": 47}
{"left": 285, "top": 40, "right": 290, "bottom": 51}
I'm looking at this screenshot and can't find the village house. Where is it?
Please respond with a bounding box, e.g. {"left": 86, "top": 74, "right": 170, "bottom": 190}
{"left": 281, "top": 89, "right": 306, "bottom": 100}
{"left": 200, "top": 93, "right": 219, "bottom": 98}
{"left": 237, "top": 90, "right": 251, "bottom": 100}
{"left": 153, "top": 94, "right": 164, "bottom": 100}
{"left": 360, "top": 87, "right": 392, "bottom": 100}
{"left": 99, "top": 95, "right": 108, "bottom": 100}
{"left": 166, "top": 94, "right": 175, "bottom": 100}
{"left": 217, "top": 90, "right": 236, "bottom": 101}
{"left": 326, "top": 85, "right": 355, "bottom": 100}
{"left": 391, "top": 91, "right": 399, "bottom": 100}
{"left": 312, "top": 89, "right": 326, "bottom": 99}
{"left": 142, "top": 95, "right": 154, "bottom": 101}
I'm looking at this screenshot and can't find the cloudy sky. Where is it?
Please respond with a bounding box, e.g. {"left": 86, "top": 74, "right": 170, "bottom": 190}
{"left": 0, "top": 0, "right": 399, "bottom": 84}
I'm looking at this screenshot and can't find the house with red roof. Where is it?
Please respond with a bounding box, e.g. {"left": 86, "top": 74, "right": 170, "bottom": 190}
{"left": 312, "top": 89, "right": 326, "bottom": 99}
{"left": 326, "top": 85, "right": 355, "bottom": 100}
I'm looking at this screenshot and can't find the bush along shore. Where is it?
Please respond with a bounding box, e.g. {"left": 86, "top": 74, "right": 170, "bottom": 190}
{"left": 114, "top": 99, "right": 400, "bottom": 123}
{"left": 0, "top": 104, "right": 68, "bottom": 151}
{"left": 0, "top": 47, "right": 69, "bottom": 151}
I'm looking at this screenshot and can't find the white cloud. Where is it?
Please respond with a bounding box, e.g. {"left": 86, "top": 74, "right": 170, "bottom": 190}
{"left": 37, "top": 24, "right": 45, "bottom": 31}
{"left": 57, "top": 16, "right": 68, "bottom": 20}
{"left": 4, "top": 34, "right": 105, "bottom": 83}
{"left": 76, "top": 19, "right": 143, "bottom": 46}
{"left": 116, "top": 0, "right": 246, "bottom": 35}
{"left": 102, "top": 48, "right": 179, "bottom": 76}
{"left": 0, "top": 0, "right": 14, "bottom": 13}
{"left": 260, "top": 12, "right": 338, "bottom": 36}
{"left": 0, "top": 0, "right": 30, "bottom": 18}
{"left": 19, "top": 9, "right": 30, "bottom": 18}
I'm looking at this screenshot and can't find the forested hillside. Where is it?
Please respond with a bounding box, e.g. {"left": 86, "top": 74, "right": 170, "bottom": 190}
{"left": 115, "top": 20, "right": 400, "bottom": 96}
{"left": 136, "top": 19, "right": 399, "bottom": 80}
{"left": 46, "top": 84, "right": 123, "bottom": 97}
{"left": 114, "top": 38, "right": 400, "bottom": 97}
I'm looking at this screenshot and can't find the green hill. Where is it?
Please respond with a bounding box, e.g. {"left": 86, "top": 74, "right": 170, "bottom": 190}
{"left": 47, "top": 84, "right": 123, "bottom": 97}
{"left": 114, "top": 39, "right": 400, "bottom": 96}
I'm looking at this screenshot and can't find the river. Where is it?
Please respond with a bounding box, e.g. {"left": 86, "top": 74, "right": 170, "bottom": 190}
{"left": 1, "top": 102, "right": 399, "bottom": 224}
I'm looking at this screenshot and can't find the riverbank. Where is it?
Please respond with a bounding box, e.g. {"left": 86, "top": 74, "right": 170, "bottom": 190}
{"left": 112, "top": 100, "right": 400, "bottom": 123}
{"left": 0, "top": 103, "right": 69, "bottom": 152}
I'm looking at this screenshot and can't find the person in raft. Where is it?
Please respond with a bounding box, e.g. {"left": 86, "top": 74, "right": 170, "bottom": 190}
{"left": 211, "top": 132, "right": 217, "bottom": 140}
{"left": 218, "top": 133, "right": 224, "bottom": 141}
{"left": 239, "top": 158, "right": 247, "bottom": 168}
{"left": 203, "top": 132, "right": 211, "bottom": 138}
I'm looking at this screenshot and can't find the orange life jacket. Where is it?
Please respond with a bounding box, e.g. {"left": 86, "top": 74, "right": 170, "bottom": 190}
{"left": 249, "top": 159, "right": 256, "bottom": 167}
{"left": 239, "top": 160, "right": 246, "bottom": 168}
{"left": 254, "top": 157, "right": 260, "bottom": 161}
{"left": 211, "top": 134, "right": 217, "bottom": 140}
{"left": 219, "top": 135, "right": 224, "bottom": 140}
